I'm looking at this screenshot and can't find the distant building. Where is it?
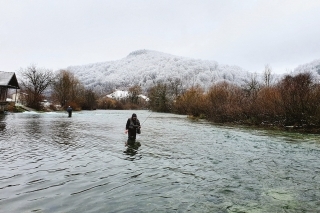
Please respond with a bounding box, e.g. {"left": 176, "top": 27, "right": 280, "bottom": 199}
{"left": 0, "top": 71, "right": 20, "bottom": 113}
{"left": 106, "top": 90, "right": 129, "bottom": 100}
{"left": 40, "top": 99, "right": 51, "bottom": 108}
{"left": 138, "top": 94, "right": 149, "bottom": 101}
{"left": 106, "top": 90, "right": 149, "bottom": 101}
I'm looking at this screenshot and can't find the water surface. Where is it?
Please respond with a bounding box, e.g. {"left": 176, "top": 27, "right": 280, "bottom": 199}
{"left": 1, "top": 110, "right": 320, "bottom": 212}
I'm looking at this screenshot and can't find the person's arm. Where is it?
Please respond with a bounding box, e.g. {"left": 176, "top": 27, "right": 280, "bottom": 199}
{"left": 125, "top": 119, "right": 130, "bottom": 133}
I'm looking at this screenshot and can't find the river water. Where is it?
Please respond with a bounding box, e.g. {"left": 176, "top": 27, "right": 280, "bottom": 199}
{"left": 0, "top": 110, "right": 319, "bottom": 213}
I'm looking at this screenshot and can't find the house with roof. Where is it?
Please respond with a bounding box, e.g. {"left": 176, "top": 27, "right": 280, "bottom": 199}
{"left": 0, "top": 71, "right": 20, "bottom": 113}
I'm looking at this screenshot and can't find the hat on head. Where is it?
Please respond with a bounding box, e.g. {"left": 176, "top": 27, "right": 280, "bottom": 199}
{"left": 132, "top": 113, "right": 137, "bottom": 118}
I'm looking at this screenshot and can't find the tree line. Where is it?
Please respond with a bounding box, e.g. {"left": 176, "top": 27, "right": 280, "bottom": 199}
{"left": 18, "top": 65, "right": 320, "bottom": 132}
{"left": 147, "top": 71, "right": 320, "bottom": 132}
{"left": 18, "top": 65, "right": 147, "bottom": 111}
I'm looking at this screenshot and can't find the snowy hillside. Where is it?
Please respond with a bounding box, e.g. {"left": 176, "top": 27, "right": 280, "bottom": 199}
{"left": 66, "top": 50, "right": 262, "bottom": 93}
{"left": 293, "top": 59, "right": 320, "bottom": 76}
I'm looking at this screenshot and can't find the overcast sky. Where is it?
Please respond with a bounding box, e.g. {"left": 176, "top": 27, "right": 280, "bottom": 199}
{"left": 1, "top": 0, "right": 320, "bottom": 74}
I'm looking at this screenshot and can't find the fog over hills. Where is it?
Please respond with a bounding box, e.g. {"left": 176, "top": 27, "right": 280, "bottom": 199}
{"left": 67, "top": 50, "right": 259, "bottom": 93}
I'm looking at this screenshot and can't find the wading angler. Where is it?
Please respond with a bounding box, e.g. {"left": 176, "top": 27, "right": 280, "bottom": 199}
{"left": 125, "top": 113, "right": 141, "bottom": 147}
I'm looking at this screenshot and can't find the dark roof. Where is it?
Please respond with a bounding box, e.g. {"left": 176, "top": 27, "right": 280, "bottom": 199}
{"left": 0, "top": 71, "right": 20, "bottom": 89}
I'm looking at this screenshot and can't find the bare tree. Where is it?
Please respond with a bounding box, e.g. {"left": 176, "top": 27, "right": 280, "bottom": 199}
{"left": 278, "top": 72, "right": 315, "bottom": 126}
{"left": 263, "top": 64, "right": 273, "bottom": 87}
{"left": 167, "top": 77, "right": 183, "bottom": 98}
{"left": 243, "top": 73, "right": 260, "bottom": 97}
{"left": 81, "top": 88, "right": 97, "bottom": 110}
{"left": 20, "top": 64, "right": 54, "bottom": 110}
{"left": 148, "top": 82, "right": 170, "bottom": 112}
{"left": 128, "top": 85, "right": 142, "bottom": 104}
{"left": 51, "top": 70, "right": 80, "bottom": 108}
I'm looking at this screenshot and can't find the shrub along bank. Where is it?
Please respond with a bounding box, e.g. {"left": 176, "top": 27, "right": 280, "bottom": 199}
{"left": 148, "top": 72, "right": 320, "bottom": 134}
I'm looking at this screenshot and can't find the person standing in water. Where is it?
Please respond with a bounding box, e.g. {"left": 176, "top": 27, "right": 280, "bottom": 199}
{"left": 67, "top": 106, "right": 72, "bottom": 117}
{"left": 125, "top": 113, "right": 141, "bottom": 146}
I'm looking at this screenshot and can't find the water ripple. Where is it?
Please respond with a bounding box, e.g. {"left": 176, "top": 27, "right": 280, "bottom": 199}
{"left": 1, "top": 110, "right": 320, "bottom": 212}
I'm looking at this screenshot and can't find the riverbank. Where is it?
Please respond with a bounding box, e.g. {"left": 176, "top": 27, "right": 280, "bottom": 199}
{"left": 187, "top": 115, "right": 320, "bottom": 134}
{"left": 5, "top": 106, "right": 320, "bottom": 134}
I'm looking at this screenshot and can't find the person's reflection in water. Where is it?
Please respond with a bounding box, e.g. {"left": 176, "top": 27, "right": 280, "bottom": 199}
{"left": 55, "top": 121, "right": 74, "bottom": 145}
{"left": 123, "top": 142, "right": 142, "bottom": 161}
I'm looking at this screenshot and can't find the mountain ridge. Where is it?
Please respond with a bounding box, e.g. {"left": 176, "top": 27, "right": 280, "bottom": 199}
{"left": 66, "top": 49, "right": 255, "bottom": 93}
{"left": 293, "top": 59, "right": 320, "bottom": 76}
{"left": 66, "top": 49, "right": 320, "bottom": 94}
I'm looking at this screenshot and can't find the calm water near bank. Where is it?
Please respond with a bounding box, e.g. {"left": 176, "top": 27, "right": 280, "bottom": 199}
{"left": 0, "top": 110, "right": 320, "bottom": 212}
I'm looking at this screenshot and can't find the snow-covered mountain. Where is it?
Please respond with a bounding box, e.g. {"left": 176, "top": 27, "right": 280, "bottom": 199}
{"left": 66, "top": 49, "right": 256, "bottom": 93}
{"left": 293, "top": 59, "right": 320, "bottom": 76}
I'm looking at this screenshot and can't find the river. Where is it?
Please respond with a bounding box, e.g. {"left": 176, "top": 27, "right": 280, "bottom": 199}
{"left": 0, "top": 110, "right": 319, "bottom": 212}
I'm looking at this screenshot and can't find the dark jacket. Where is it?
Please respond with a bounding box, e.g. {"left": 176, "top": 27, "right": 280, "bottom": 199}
{"left": 126, "top": 118, "right": 140, "bottom": 140}
{"left": 67, "top": 106, "right": 72, "bottom": 117}
{"left": 67, "top": 107, "right": 72, "bottom": 113}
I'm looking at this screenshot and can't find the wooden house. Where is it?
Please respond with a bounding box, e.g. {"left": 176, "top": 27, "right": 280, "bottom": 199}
{"left": 0, "top": 71, "right": 20, "bottom": 113}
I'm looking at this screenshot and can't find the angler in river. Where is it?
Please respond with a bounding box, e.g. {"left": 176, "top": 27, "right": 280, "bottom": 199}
{"left": 67, "top": 106, "right": 72, "bottom": 117}
{"left": 125, "top": 113, "right": 141, "bottom": 147}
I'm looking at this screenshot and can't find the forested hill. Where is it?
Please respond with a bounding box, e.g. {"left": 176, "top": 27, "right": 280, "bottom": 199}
{"left": 66, "top": 49, "right": 256, "bottom": 93}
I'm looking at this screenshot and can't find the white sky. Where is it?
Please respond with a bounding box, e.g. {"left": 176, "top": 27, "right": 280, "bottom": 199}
{"left": 1, "top": 0, "right": 320, "bottom": 74}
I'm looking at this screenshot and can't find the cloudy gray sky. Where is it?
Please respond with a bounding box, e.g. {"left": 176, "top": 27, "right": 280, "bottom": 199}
{"left": 1, "top": 0, "right": 320, "bottom": 74}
